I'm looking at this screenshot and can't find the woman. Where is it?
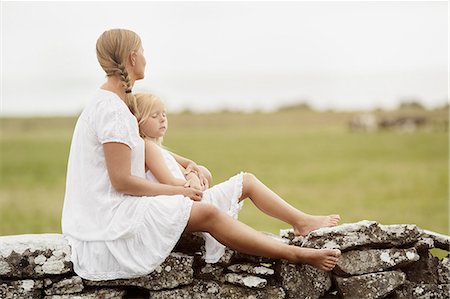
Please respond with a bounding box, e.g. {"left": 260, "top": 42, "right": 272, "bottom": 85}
{"left": 62, "top": 29, "right": 340, "bottom": 281}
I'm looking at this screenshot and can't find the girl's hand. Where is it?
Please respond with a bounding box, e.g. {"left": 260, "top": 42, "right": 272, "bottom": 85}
{"left": 184, "top": 173, "right": 202, "bottom": 191}
{"left": 185, "top": 162, "right": 209, "bottom": 190}
{"left": 181, "top": 186, "right": 203, "bottom": 201}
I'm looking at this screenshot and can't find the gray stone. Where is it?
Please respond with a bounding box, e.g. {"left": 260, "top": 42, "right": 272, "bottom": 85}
{"left": 402, "top": 251, "right": 441, "bottom": 284}
{"left": 438, "top": 257, "right": 450, "bottom": 284}
{"left": 149, "top": 279, "right": 285, "bottom": 299}
{"left": 227, "top": 263, "right": 274, "bottom": 276}
{"left": 44, "top": 275, "right": 84, "bottom": 295}
{"left": 279, "top": 229, "right": 307, "bottom": 246}
{"left": 277, "top": 260, "right": 331, "bottom": 299}
{"left": 334, "top": 270, "right": 406, "bottom": 299}
{"left": 0, "top": 279, "right": 43, "bottom": 299}
{"left": 394, "top": 281, "right": 450, "bottom": 299}
{"left": 196, "top": 263, "right": 225, "bottom": 282}
{"left": 421, "top": 229, "right": 450, "bottom": 251}
{"left": 415, "top": 237, "right": 436, "bottom": 253}
{"left": 301, "top": 220, "right": 421, "bottom": 250}
{"left": 149, "top": 280, "right": 221, "bottom": 299}
{"left": 0, "top": 234, "right": 73, "bottom": 278}
{"left": 84, "top": 252, "right": 193, "bottom": 291}
{"left": 224, "top": 273, "right": 267, "bottom": 289}
{"left": 217, "top": 248, "right": 235, "bottom": 266}
{"left": 44, "top": 288, "right": 126, "bottom": 299}
{"left": 334, "top": 247, "right": 419, "bottom": 276}
{"left": 219, "top": 284, "right": 285, "bottom": 299}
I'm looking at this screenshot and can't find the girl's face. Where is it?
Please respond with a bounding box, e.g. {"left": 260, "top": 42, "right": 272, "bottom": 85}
{"left": 140, "top": 101, "right": 167, "bottom": 139}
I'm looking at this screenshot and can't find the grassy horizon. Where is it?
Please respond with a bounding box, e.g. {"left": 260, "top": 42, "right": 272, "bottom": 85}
{"left": 0, "top": 109, "right": 448, "bottom": 240}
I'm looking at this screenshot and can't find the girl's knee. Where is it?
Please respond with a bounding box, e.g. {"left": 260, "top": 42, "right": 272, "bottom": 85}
{"left": 198, "top": 165, "right": 212, "bottom": 186}
{"left": 241, "top": 172, "right": 256, "bottom": 199}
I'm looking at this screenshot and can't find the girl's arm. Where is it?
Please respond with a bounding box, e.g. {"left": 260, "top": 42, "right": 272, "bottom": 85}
{"left": 170, "top": 152, "right": 211, "bottom": 189}
{"left": 144, "top": 140, "right": 194, "bottom": 187}
{"left": 103, "top": 142, "right": 202, "bottom": 201}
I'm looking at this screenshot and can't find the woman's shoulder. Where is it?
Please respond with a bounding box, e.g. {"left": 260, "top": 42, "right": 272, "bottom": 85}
{"left": 94, "top": 90, "right": 129, "bottom": 112}
{"left": 81, "top": 90, "right": 133, "bottom": 121}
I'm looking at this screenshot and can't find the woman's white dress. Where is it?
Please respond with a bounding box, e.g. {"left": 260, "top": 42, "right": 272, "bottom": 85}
{"left": 146, "top": 147, "right": 244, "bottom": 263}
{"left": 61, "top": 89, "right": 194, "bottom": 281}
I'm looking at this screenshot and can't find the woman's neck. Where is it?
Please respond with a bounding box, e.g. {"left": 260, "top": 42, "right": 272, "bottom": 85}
{"left": 100, "top": 76, "right": 134, "bottom": 102}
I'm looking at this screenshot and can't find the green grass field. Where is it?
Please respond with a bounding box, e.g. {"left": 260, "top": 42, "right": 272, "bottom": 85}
{"left": 1, "top": 109, "right": 448, "bottom": 243}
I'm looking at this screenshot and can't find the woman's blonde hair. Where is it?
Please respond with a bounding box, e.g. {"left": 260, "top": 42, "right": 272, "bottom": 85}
{"left": 96, "top": 28, "right": 142, "bottom": 107}
{"left": 131, "top": 93, "right": 165, "bottom": 145}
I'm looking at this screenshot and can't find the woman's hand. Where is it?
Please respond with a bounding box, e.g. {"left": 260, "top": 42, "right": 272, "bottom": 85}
{"left": 180, "top": 186, "right": 203, "bottom": 201}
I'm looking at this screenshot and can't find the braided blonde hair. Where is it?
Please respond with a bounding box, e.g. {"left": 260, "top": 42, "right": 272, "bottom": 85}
{"left": 96, "top": 29, "right": 142, "bottom": 107}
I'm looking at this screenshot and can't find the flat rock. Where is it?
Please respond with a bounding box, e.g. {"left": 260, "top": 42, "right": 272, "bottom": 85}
{"left": 224, "top": 273, "right": 267, "bottom": 289}
{"left": 44, "top": 275, "right": 84, "bottom": 295}
{"left": 0, "top": 279, "right": 43, "bottom": 299}
{"left": 334, "top": 270, "right": 406, "bottom": 299}
{"left": 394, "top": 281, "right": 450, "bottom": 299}
{"left": 420, "top": 229, "right": 450, "bottom": 251}
{"left": 277, "top": 260, "right": 331, "bottom": 299}
{"left": 84, "top": 252, "right": 193, "bottom": 291}
{"left": 0, "top": 234, "right": 73, "bottom": 278}
{"left": 334, "top": 247, "right": 419, "bottom": 276}
{"left": 227, "top": 263, "right": 274, "bottom": 276}
{"left": 150, "top": 279, "right": 285, "bottom": 299}
{"left": 301, "top": 220, "right": 421, "bottom": 250}
{"left": 43, "top": 288, "right": 126, "bottom": 299}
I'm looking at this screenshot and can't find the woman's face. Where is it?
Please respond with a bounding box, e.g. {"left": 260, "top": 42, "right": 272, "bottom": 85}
{"left": 132, "top": 47, "right": 146, "bottom": 81}
{"left": 140, "top": 101, "right": 167, "bottom": 139}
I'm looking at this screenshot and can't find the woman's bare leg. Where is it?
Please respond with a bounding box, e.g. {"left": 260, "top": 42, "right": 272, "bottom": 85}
{"left": 240, "top": 173, "right": 340, "bottom": 236}
{"left": 185, "top": 202, "right": 340, "bottom": 271}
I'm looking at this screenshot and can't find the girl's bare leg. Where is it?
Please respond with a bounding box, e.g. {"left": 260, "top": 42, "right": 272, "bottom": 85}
{"left": 240, "top": 173, "right": 340, "bottom": 236}
{"left": 185, "top": 202, "right": 340, "bottom": 271}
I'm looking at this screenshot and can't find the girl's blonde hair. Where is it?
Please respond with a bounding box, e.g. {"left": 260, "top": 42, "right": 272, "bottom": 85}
{"left": 131, "top": 93, "right": 165, "bottom": 145}
{"left": 96, "top": 28, "right": 142, "bottom": 107}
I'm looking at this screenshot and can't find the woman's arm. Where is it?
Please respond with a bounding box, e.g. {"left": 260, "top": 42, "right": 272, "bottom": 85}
{"left": 103, "top": 142, "right": 202, "bottom": 200}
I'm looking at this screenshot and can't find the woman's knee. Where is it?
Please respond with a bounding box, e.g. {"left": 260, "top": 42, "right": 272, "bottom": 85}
{"left": 186, "top": 202, "right": 220, "bottom": 232}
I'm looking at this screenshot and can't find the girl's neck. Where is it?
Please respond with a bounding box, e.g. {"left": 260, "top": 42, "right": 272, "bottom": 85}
{"left": 144, "top": 137, "right": 162, "bottom": 146}
{"left": 101, "top": 76, "right": 134, "bottom": 102}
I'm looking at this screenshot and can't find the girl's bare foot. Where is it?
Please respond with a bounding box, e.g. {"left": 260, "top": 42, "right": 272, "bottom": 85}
{"left": 292, "top": 247, "right": 341, "bottom": 271}
{"left": 293, "top": 214, "right": 341, "bottom": 236}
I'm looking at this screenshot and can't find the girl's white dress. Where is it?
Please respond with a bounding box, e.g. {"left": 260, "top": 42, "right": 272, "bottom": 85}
{"left": 146, "top": 148, "right": 244, "bottom": 263}
{"left": 62, "top": 89, "right": 243, "bottom": 281}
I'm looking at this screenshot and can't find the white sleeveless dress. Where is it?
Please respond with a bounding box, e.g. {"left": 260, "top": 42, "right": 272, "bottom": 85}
{"left": 146, "top": 147, "right": 244, "bottom": 263}
{"left": 62, "top": 89, "right": 193, "bottom": 280}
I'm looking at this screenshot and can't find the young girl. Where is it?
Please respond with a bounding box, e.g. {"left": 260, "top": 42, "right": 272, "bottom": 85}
{"left": 129, "top": 92, "right": 341, "bottom": 265}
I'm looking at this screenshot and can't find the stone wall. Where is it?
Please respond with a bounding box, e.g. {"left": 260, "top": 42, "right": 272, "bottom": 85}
{"left": 1, "top": 220, "right": 449, "bottom": 299}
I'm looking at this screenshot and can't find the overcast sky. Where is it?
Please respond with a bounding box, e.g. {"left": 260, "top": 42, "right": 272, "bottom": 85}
{"left": 1, "top": 1, "right": 448, "bottom": 115}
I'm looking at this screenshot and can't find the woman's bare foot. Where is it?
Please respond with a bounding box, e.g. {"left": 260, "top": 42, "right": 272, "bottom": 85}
{"left": 293, "top": 214, "right": 341, "bottom": 236}
{"left": 291, "top": 247, "right": 341, "bottom": 271}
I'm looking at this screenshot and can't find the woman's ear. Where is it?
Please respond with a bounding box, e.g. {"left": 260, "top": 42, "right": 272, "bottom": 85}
{"left": 129, "top": 51, "right": 137, "bottom": 67}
